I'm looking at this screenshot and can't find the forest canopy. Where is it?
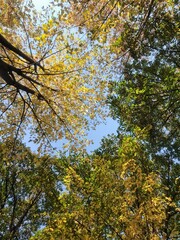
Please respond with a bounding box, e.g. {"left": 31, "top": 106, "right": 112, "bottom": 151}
{"left": 0, "top": 0, "right": 179, "bottom": 239}
{"left": 0, "top": 0, "right": 107, "bottom": 150}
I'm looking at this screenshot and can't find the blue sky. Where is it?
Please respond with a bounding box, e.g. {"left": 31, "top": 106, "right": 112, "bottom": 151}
{"left": 32, "top": 0, "right": 49, "bottom": 10}
{"left": 31, "top": 0, "right": 118, "bottom": 153}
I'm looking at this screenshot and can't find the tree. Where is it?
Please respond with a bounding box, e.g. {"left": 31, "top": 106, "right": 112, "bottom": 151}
{"left": 0, "top": 0, "right": 106, "bottom": 150}
{"left": 0, "top": 140, "right": 62, "bottom": 239}
{"left": 31, "top": 133, "right": 179, "bottom": 240}
{"left": 68, "top": 0, "right": 179, "bottom": 155}
{"left": 1, "top": 135, "right": 177, "bottom": 239}
{"left": 1, "top": 1, "right": 179, "bottom": 239}
{"left": 67, "top": 0, "right": 180, "bottom": 238}
{"left": 105, "top": 3, "right": 180, "bottom": 234}
{"left": 69, "top": 1, "right": 179, "bottom": 53}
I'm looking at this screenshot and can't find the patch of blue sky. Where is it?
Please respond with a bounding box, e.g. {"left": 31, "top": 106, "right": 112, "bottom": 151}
{"left": 32, "top": 0, "right": 50, "bottom": 10}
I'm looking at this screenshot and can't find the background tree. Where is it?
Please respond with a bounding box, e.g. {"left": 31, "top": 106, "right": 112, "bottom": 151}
{"left": 0, "top": 140, "right": 62, "bottom": 239}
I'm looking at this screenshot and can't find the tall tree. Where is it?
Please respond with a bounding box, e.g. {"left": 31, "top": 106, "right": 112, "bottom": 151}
{"left": 31, "top": 133, "right": 179, "bottom": 240}
{"left": 0, "top": 0, "right": 106, "bottom": 149}
{"left": 1, "top": 135, "right": 177, "bottom": 239}
{"left": 68, "top": 0, "right": 180, "bottom": 238}
{"left": 0, "top": 140, "right": 62, "bottom": 239}
{"left": 0, "top": 1, "right": 179, "bottom": 239}
{"left": 68, "top": 0, "right": 179, "bottom": 154}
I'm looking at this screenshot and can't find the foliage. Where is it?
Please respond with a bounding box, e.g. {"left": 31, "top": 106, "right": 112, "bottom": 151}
{"left": 0, "top": 0, "right": 106, "bottom": 150}
{"left": 93, "top": 133, "right": 122, "bottom": 159}
{"left": 70, "top": 0, "right": 179, "bottom": 54}
{"left": 1, "top": 137, "right": 178, "bottom": 239}
{"left": 68, "top": 0, "right": 180, "bottom": 156}
{"left": 31, "top": 134, "right": 179, "bottom": 240}
{"left": 36, "top": 0, "right": 179, "bottom": 238}
{"left": 0, "top": 0, "right": 179, "bottom": 239}
{"left": 0, "top": 141, "right": 62, "bottom": 239}
{"left": 105, "top": 3, "right": 180, "bottom": 232}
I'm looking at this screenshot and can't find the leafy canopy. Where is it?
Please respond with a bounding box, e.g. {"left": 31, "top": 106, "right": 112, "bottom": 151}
{"left": 31, "top": 133, "right": 179, "bottom": 240}
{"left": 0, "top": 0, "right": 107, "bottom": 150}
{"left": 0, "top": 0, "right": 179, "bottom": 239}
{"left": 0, "top": 141, "right": 62, "bottom": 240}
